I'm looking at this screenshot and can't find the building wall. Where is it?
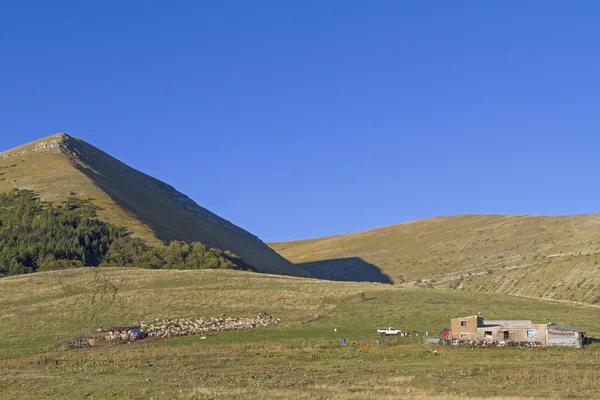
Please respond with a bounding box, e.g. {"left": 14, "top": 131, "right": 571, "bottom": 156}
{"left": 448, "top": 317, "right": 584, "bottom": 347}
{"left": 475, "top": 325, "right": 547, "bottom": 345}
{"left": 450, "top": 316, "right": 481, "bottom": 340}
{"left": 548, "top": 326, "right": 583, "bottom": 348}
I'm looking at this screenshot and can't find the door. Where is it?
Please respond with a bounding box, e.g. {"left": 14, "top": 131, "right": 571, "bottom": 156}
{"left": 503, "top": 331, "right": 510, "bottom": 341}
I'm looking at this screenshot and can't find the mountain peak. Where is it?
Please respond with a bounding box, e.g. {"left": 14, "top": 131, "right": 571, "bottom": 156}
{"left": 0, "top": 133, "right": 73, "bottom": 160}
{"left": 0, "top": 133, "right": 312, "bottom": 278}
{"left": 54, "top": 132, "right": 71, "bottom": 141}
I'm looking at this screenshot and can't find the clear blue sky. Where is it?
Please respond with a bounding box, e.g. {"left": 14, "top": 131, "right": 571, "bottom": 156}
{"left": 1, "top": 1, "right": 599, "bottom": 242}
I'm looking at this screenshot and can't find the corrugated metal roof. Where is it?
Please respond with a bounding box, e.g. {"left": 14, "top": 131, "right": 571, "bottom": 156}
{"left": 483, "top": 320, "right": 533, "bottom": 327}
{"left": 548, "top": 323, "right": 584, "bottom": 333}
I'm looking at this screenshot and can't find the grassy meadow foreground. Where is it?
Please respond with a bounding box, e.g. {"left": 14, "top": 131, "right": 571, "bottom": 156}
{"left": 1, "top": 268, "right": 599, "bottom": 399}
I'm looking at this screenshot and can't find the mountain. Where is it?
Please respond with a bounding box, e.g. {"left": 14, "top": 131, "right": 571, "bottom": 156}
{"left": 269, "top": 214, "right": 600, "bottom": 303}
{"left": 0, "top": 133, "right": 311, "bottom": 277}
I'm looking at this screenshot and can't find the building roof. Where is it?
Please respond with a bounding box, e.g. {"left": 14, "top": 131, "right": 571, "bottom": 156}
{"left": 451, "top": 315, "right": 481, "bottom": 320}
{"left": 483, "top": 320, "right": 533, "bottom": 328}
{"left": 548, "top": 323, "right": 584, "bottom": 333}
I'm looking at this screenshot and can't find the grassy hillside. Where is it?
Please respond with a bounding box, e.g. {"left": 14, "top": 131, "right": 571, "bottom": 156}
{"left": 270, "top": 214, "right": 600, "bottom": 303}
{"left": 0, "top": 133, "right": 310, "bottom": 277}
{"left": 0, "top": 268, "right": 599, "bottom": 399}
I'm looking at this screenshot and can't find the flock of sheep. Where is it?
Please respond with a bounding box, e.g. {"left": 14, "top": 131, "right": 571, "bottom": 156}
{"left": 140, "top": 315, "right": 280, "bottom": 338}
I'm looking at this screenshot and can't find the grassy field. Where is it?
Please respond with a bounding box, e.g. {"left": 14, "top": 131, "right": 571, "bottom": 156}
{"left": 1, "top": 268, "right": 599, "bottom": 399}
{"left": 270, "top": 214, "right": 600, "bottom": 303}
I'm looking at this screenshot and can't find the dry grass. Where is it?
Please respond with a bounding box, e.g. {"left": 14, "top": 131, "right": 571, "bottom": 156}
{"left": 0, "top": 268, "right": 388, "bottom": 356}
{"left": 1, "top": 336, "right": 598, "bottom": 399}
{"left": 174, "top": 383, "right": 538, "bottom": 400}
{"left": 1, "top": 268, "right": 599, "bottom": 398}
{"left": 270, "top": 214, "right": 600, "bottom": 303}
{"left": 1, "top": 268, "right": 598, "bottom": 357}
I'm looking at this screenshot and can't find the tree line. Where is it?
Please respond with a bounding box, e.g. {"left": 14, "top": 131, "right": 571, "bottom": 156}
{"left": 0, "top": 189, "right": 255, "bottom": 277}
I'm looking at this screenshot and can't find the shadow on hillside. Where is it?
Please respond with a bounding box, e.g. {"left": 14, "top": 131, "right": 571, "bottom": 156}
{"left": 73, "top": 163, "right": 173, "bottom": 243}
{"left": 70, "top": 144, "right": 314, "bottom": 278}
{"left": 586, "top": 337, "right": 600, "bottom": 345}
{"left": 297, "top": 257, "right": 393, "bottom": 284}
{"left": 69, "top": 135, "right": 210, "bottom": 245}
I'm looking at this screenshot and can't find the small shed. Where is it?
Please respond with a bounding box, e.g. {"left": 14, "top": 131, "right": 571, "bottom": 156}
{"left": 547, "top": 323, "right": 585, "bottom": 347}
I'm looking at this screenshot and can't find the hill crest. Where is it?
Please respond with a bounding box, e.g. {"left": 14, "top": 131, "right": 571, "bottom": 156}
{"left": 270, "top": 213, "right": 600, "bottom": 303}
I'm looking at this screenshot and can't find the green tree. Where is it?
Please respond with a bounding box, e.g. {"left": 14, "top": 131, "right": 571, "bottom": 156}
{"left": 0, "top": 189, "right": 257, "bottom": 277}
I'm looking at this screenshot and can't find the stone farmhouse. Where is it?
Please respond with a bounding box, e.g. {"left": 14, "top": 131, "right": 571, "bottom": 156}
{"left": 448, "top": 313, "right": 585, "bottom": 348}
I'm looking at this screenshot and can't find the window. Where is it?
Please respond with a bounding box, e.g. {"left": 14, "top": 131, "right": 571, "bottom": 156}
{"left": 527, "top": 330, "right": 536, "bottom": 338}
{"left": 460, "top": 320, "right": 467, "bottom": 327}
{"left": 484, "top": 331, "right": 492, "bottom": 336}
